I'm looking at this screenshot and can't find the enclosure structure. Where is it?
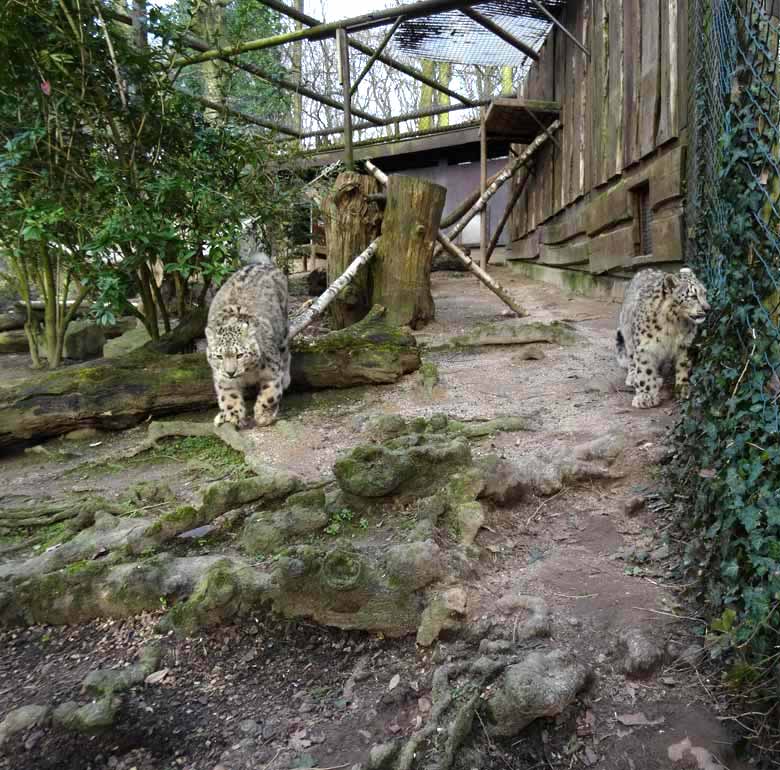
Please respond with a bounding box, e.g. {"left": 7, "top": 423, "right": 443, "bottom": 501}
{"left": 505, "top": 0, "right": 688, "bottom": 296}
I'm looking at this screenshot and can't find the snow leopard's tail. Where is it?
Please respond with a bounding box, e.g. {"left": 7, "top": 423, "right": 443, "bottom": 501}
{"left": 616, "top": 330, "right": 629, "bottom": 369}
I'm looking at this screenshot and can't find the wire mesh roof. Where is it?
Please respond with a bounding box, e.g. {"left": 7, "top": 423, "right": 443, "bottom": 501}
{"left": 391, "top": 0, "right": 566, "bottom": 69}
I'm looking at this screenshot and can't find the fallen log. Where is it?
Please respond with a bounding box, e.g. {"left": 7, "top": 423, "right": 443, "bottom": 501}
{"left": 0, "top": 306, "right": 419, "bottom": 450}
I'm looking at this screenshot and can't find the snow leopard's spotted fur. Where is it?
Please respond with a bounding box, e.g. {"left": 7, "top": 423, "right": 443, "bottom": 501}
{"left": 205, "top": 264, "right": 290, "bottom": 429}
{"left": 616, "top": 267, "right": 710, "bottom": 409}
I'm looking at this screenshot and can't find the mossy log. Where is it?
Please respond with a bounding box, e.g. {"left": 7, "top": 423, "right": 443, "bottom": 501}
{"left": 322, "top": 171, "right": 383, "bottom": 329}
{"left": 372, "top": 175, "right": 446, "bottom": 329}
{"left": 0, "top": 306, "right": 420, "bottom": 449}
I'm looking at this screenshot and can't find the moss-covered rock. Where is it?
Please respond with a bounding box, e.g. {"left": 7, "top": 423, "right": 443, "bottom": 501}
{"left": 242, "top": 488, "right": 327, "bottom": 555}
{"left": 163, "top": 558, "right": 270, "bottom": 635}
{"left": 53, "top": 696, "right": 121, "bottom": 734}
{"left": 146, "top": 469, "right": 301, "bottom": 543}
{"left": 430, "top": 319, "right": 577, "bottom": 351}
{"left": 334, "top": 432, "right": 471, "bottom": 500}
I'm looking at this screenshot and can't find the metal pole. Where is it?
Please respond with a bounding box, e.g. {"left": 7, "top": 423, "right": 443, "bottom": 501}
{"left": 337, "top": 29, "right": 354, "bottom": 170}
{"left": 461, "top": 7, "right": 540, "bottom": 61}
{"left": 177, "top": 0, "right": 493, "bottom": 66}
{"left": 298, "top": 99, "right": 490, "bottom": 139}
{"left": 102, "top": 7, "right": 384, "bottom": 125}
{"left": 252, "top": 0, "right": 476, "bottom": 106}
{"left": 350, "top": 15, "right": 404, "bottom": 97}
{"left": 480, "top": 108, "right": 488, "bottom": 270}
{"left": 529, "top": 0, "right": 590, "bottom": 58}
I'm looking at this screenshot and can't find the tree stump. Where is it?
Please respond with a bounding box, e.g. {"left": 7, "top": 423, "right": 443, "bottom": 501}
{"left": 373, "top": 175, "right": 446, "bottom": 329}
{"left": 321, "top": 172, "right": 383, "bottom": 329}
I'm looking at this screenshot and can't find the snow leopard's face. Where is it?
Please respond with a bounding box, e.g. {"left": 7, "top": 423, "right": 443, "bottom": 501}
{"left": 668, "top": 268, "right": 711, "bottom": 325}
{"left": 205, "top": 320, "right": 262, "bottom": 380}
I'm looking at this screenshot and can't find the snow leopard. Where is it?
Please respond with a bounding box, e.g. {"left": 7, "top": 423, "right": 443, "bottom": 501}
{"left": 205, "top": 263, "right": 290, "bottom": 429}
{"left": 616, "top": 267, "right": 710, "bottom": 409}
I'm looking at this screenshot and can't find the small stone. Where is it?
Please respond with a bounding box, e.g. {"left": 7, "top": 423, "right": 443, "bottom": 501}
{"left": 677, "top": 643, "right": 704, "bottom": 668}
{"left": 513, "top": 346, "right": 545, "bottom": 361}
{"left": 0, "top": 705, "right": 50, "bottom": 747}
{"left": 238, "top": 719, "right": 260, "bottom": 736}
{"left": 650, "top": 543, "right": 670, "bottom": 561}
{"left": 623, "top": 496, "right": 645, "bottom": 517}
{"left": 486, "top": 650, "right": 589, "bottom": 736}
{"left": 368, "top": 742, "right": 398, "bottom": 770}
{"left": 388, "top": 674, "right": 400, "bottom": 692}
{"left": 64, "top": 428, "right": 102, "bottom": 442}
{"left": 144, "top": 668, "right": 169, "bottom": 685}
{"left": 618, "top": 628, "right": 665, "bottom": 677}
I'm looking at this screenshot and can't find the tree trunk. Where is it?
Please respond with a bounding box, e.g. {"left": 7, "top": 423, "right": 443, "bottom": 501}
{"left": 0, "top": 307, "right": 419, "bottom": 450}
{"left": 321, "top": 171, "right": 383, "bottom": 329}
{"left": 372, "top": 174, "right": 446, "bottom": 329}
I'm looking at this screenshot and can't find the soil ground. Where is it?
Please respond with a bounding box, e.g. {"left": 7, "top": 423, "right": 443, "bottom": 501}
{"left": 0, "top": 268, "right": 748, "bottom": 770}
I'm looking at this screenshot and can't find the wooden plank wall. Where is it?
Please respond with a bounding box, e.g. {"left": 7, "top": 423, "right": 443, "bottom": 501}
{"left": 510, "top": 0, "right": 689, "bottom": 275}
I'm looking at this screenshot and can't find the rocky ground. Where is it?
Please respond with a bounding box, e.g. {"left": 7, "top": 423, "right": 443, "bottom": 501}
{"left": 0, "top": 268, "right": 749, "bottom": 770}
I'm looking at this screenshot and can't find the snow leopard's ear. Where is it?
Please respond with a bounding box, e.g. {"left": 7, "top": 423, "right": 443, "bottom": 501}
{"left": 662, "top": 273, "right": 678, "bottom": 295}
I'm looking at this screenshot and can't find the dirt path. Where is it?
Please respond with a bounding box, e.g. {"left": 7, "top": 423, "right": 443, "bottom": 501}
{"left": 0, "top": 269, "right": 745, "bottom": 770}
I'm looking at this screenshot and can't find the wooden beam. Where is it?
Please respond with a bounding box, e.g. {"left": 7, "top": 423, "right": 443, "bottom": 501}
{"left": 461, "top": 7, "right": 540, "bottom": 61}
{"left": 177, "top": 0, "right": 492, "bottom": 66}
{"left": 336, "top": 29, "right": 354, "bottom": 170}
{"left": 299, "top": 100, "right": 492, "bottom": 139}
{"left": 350, "top": 15, "right": 404, "bottom": 97}
{"left": 529, "top": 0, "right": 590, "bottom": 58}
{"left": 480, "top": 109, "right": 488, "bottom": 270}
{"left": 485, "top": 168, "right": 530, "bottom": 263}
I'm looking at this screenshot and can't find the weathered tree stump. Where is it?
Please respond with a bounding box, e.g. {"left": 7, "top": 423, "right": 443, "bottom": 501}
{"left": 322, "top": 171, "right": 383, "bottom": 329}
{"left": 0, "top": 306, "right": 419, "bottom": 450}
{"left": 373, "top": 174, "right": 446, "bottom": 329}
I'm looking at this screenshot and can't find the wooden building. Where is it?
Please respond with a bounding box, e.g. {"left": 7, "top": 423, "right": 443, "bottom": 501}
{"left": 506, "top": 0, "right": 688, "bottom": 296}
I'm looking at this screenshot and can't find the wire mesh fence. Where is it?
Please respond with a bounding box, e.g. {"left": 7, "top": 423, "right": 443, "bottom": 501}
{"left": 677, "top": 0, "right": 780, "bottom": 685}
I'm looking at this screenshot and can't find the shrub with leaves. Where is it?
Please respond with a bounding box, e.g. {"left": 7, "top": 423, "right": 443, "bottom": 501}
{"left": 0, "top": 0, "right": 303, "bottom": 365}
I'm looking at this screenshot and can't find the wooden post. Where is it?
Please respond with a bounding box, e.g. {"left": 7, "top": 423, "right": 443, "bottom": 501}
{"left": 321, "top": 172, "right": 382, "bottom": 329}
{"left": 480, "top": 109, "right": 488, "bottom": 269}
{"left": 336, "top": 28, "right": 354, "bottom": 170}
{"left": 372, "top": 175, "right": 446, "bottom": 328}
{"left": 485, "top": 167, "right": 530, "bottom": 264}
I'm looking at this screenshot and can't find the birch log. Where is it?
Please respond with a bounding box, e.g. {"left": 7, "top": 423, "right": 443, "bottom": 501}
{"left": 289, "top": 238, "right": 380, "bottom": 338}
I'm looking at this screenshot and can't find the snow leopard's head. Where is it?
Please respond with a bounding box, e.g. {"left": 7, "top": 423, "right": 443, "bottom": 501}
{"left": 205, "top": 319, "right": 263, "bottom": 380}
{"left": 665, "top": 268, "right": 711, "bottom": 325}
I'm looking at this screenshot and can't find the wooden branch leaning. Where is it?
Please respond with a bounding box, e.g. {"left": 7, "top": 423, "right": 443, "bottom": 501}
{"left": 364, "top": 160, "right": 527, "bottom": 317}
{"left": 288, "top": 238, "right": 381, "bottom": 338}
{"left": 436, "top": 232, "right": 527, "bottom": 317}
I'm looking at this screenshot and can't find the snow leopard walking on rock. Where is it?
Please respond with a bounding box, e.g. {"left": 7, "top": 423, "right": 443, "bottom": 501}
{"left": 205, "top": 263, "right": 290, "bottom": 429}
{"left": 616, "top": 267, "right": 710, "bottom": 409}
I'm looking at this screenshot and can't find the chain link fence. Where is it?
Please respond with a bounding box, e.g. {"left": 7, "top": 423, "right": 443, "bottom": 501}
{"left": 676, "top": 0, "right": 780, "bottom": 711}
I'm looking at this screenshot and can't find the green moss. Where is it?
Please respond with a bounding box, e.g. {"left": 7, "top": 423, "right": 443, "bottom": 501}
{"left": 64, "top": 560, "right": 108, "bottom": 578}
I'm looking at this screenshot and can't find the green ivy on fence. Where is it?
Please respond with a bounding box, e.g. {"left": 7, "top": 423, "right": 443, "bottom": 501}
{"left": 675, "top": 0, "right": 780, "bottom": 666}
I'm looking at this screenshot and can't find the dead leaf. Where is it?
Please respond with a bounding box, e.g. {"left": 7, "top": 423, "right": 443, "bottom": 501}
{"left": 388, "top": 674, "right": 400, "bottom": 691}
{"left": 698, "top": 468, "right": 717, "bottom": 479}
{"left": 576, "top": 709, "right": 595, "bottom": 736}
{"left": 616, "top": 712, "right": 665, "bottom": 727}
{"left": 144, "top": 668, "right": 169, "bottom": 685}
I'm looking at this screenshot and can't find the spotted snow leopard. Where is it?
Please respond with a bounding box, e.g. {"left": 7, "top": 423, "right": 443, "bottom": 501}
{"left": 205, "top": 263, "right": 290, "bottom": 429}
{"left": 616, "top": 267, "right": 710, "bottom": 409}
